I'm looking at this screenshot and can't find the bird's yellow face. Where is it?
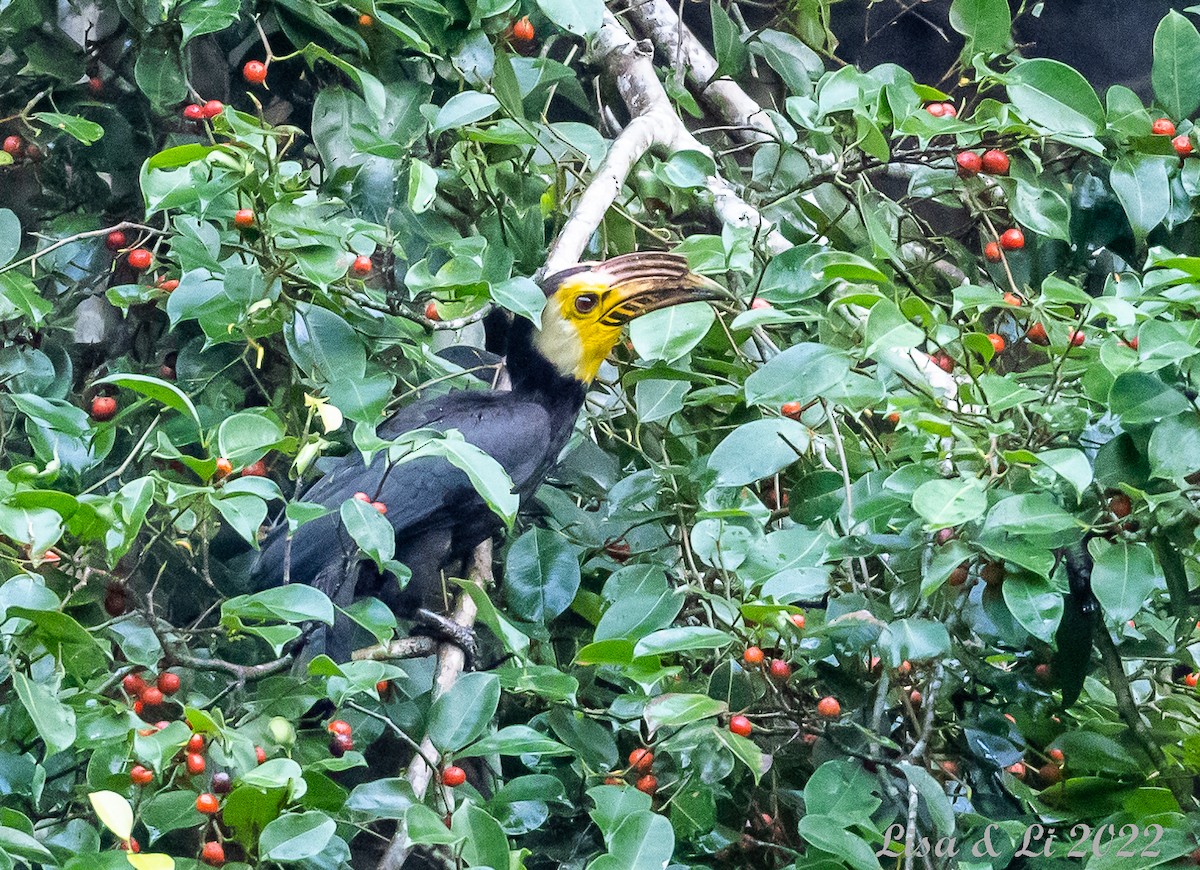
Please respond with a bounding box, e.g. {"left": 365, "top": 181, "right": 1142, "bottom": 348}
{"left": 533, "top": 256, "right": 724, "bottom": 383}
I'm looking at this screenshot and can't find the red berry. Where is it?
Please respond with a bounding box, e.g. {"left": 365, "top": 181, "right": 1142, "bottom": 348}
{"left": 233, "top": 209, "right": 254, "bottom": 229}
{"left": 1153, "top": 118, "right": 1176, "bottom": 136}
{"left": 424, "top": 301, "right": 440, "bottom": 320}
{"left": 127, "top": 248, "right": 153, "bottom": 270}
{"left": 1048, "top": 748, "right": 1065, "bottom": 763}
{"left": 105, "top": 230, "right": 127, "bottom": 251}
{"left": 214, "top": 457, "right": 233, "bottom": 478}
{"left": 353, "top": 492, "right": 371, "bottom": 503}
{"left": 157, "top": 672, "right": 181, "bottom": 695}
{"left": 1034, "top": 663, "right": 1053, "bottom": 684}
{"left": 183, "top": 104, "right": 204, "bottom": 121}
{"left": 635, "top": 774, "right": 657, "bottom": 795}
{"left": 941, "top": 103, "right": 957, "bottom": 118}
{"left": 513, "top": 15, "right": 535, "bottom": 41}
{"left": 351, "top": 254, "right": 372, "bottom": 275}
{"left": 999, "top": 228, "right": 1024, "bottom": 251}
{"left": 157, "top": 279, "right": 179, "bottom": 292}
{"left": 816, "top": 696, "right": 841, "bottom": 718}
{"left": 130, "top": 765, "right": 153, "bottom": 786}
{"left": 119, "top": 837, "right": 140, "bottom": 853}
{"left": 603, "top": 775, "right": 622, "bottom": 785}
{"left": 981, "top": 149, "right": 1010, "bottom": 175}
{"left": 442, "top": 765, "right": 467, "bottom": 787}
{"left": 956, "top": 151, "right": 981, "bottom": 177}
{"left": 328, "top": 719, "right": 353, "bottom": 736}
{"left": 768, "top": 659, "right": 792, "bottom": 680}
{"left": 1126, "top": 336, "right": 1139, "bottom": 350}
{"left": 2, "top": 135, "right": 22, "bottom": 156}
{"left": 604, "top": 540, "right": 631, "bottom": 562}
{"left": 242, "top": 459, "right": 267, "bottom": 477}
{"left": 371, "top": 501, "right": 387, "bottom": 514}
{"left": 196, "top": 793, "right": 220, "bottom": 814}
{"left": 930, "top": 352, "right": 954, "bottom": 373}
{"left": 909, "top": 689, "right": 923, "bottom": 705}
{"left": 376, "top": 679, "right": 391, "bottom": 696}
{"left": 140, "top": 686, "right": 164, "bottom": 706}
{"left": 935, "top": 527, "right": 955, "bottom": 545}
{"left": 243, "top": 60, "right": 267, "bottom": 85}
{"left": 984, "top": 241, "right": 1002, "bottom": 263}
{"left": 790, "top": 613, "right": 805, "bottom": 630}
{"left": 200, "top": 841, "right": 224, "bottom": 866}
{"left": 925, "top": 103, "right": 947, "bottom": 117}
{"left": 781, "top": 401, "right": 803, "bottom": 420}
{"left": 90, "top": 395, "right": 118, "bottom": 422}
{"left": 187, "top": 733, "right": 205, "bottom": 753}
{"left": 1027, "top": 322, "right": 1048, "bottom": 345}
{"left": 986, "top": 333, "right": 1005, "bottom": 354}
{"left": 1069, "top": 330, "right": 1085, "bottom": 347}
{"left": 255, "top": 746, "right": 267, "bottom": 764}
{"left": 729, "top": 715, "right": 752, "bottom": 737}
{"left": 1007, "top": 761, "right": 1026, "bottom": 779}
{"left": 743, "top": 646, "right": 764, "bottom": 665}
{"left": 1003, "top": 292, "right": 1022, "bottom": 306}
{"left": 750, "top": 297, "right": 772, "bottom": 310}
{"left": 628, "top": 747, "right": 654, "bottom": 772}
{"left": 1185, "top": 672, "right": 1198, "bottom": 688}
{"left": 201, "top": 100, "right": 224, "bottom": 119}
{"left": 1174, "top": 134, "right": 1194, "bottom": 156}
{"left": 88, "top": 76, "right": 104, "bottom": 96}
{"left": 1108, "top": 492, "right": 1132, "bottom": 518}
{"left": 186, "top": 753, "right": 206, "bottom": 775}
{"left": 133, "top": 700, "right": 144, "bottom": 715}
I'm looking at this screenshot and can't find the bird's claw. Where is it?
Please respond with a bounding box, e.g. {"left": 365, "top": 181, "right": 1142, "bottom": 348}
{"left": 414, "top": 608, "right": 478, "bottom": 669}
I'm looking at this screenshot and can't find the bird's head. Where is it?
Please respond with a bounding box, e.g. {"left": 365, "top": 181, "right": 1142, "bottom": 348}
{"left": 533, "top": 252, "right": 726, "bottom": 383}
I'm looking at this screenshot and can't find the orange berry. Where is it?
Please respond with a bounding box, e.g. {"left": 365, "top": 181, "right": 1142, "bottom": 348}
{"left": 351, "top": 254, "right": 372, "bottom": 275}
{"left": 130, "top": 765, "right": 153, "bottom": 786}
{"left": 233, "top": 208, "right": 254, "bottom": 229}
{"left": 140, "top": 686, "right": 164, "bottom": 707}
{"left": 358, "top": 13, "right": 373, "bottom": 26}
{"left": 790, "top": 613, "right": 805, "bottom": 630}
{"left": 127, "top": 248, "right": 153, "bottom": 270}
{"left": 956, "top": 151, "right": 981, "bottom": 177}
{"left": 255, "top": 746, "right": 267, "bottom": 764}
{"left": 743, "top": 646, "right": 764, "bottom": 665}
{"left": 371, "top": 501, "right": 387, "bottom": 514}
{"left": 781, "top": 401, "right": 803, "bottom": 420}
{"left": 442, "top": 765, "right": 466, "bottom": 787}
{"left": 353, "top": 492, "right": 371, "bottom": 502}
{"left": 425, "top": 301, "right": 440, "bottom": 321}
{"left": 635, "top": 774, "right": 657, "bottom": 795}
{"left": 1048, "top": 748, "right": 1064, "bottom": 763}
{"left": 1069, "top": 330, "right": 1085, "bottom": 347}
{"left": 106, "top": 230, "right": 127, "bottom": 251}
{"left": 1002, "top": 292, "right": 1021, "bottom": 306}
{"left": 200, "top": 841, "right": 224, "bottom": 866}
{"left": 1007, "top": 761, "right": 1026, "bottom": 779}
{"left": 196, "top": 793, "right": 219, "bottom": 814}
{"left": 1152, "top": 118, "right": 1176, "bottom": 136}
{"left": 242, "top": 459, "right": 267, "bottom": 477}
{"left": 987, "top": 333, "right": 1005, "bottom": 354}
{"left": 186, "top": 753, "right": 206, "bottom": 775}
{"left": 214, "top": 457, "right": 233, "bottom": 478}
{"left": 1027, "top": 322, "right": 1049, "bottom": 345}
{"left": 768, "top": 659, "right": 792, "bottom": 680}
{"left": 513, "top": 15, "right": 535, "bottom": 41}
{"left": 999, "top": 228, "right": 1024, "bottom": 250}
{"left": 816, "top": 696, "right": 841, "bottom": 718}
{"left": 1174, "top": 134, "right": 1193, "bottom": 156}
{"left": 243, "top": 60, "right": 267, "bottom": 85}
{"left": 984, "top": 241, "right": 1002, "bottom": 263}
{"left": 628, "top": 747, "right": 654, "bottom": 772}
{"left": 200, "top": 100, "right": 223, "bottom": 119}
{"left": 1185, "top": 672, "right": 1198, "bottom": 688}
{"left": 328, "top": 719, "right": 353, "bottom": 736}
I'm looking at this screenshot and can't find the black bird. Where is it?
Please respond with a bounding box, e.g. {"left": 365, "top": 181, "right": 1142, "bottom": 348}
{"left": 251, "top": 252, "right": 723, "bottom": 660}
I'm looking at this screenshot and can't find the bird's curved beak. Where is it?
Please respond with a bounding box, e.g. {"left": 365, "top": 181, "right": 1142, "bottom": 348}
{"left": 599, "top": 273, "right": 729, "bottom": 326}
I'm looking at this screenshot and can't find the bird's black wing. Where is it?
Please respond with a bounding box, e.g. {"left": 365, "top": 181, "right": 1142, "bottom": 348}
{"left": 251, "top": 390, "right": 556, "bottom": 591}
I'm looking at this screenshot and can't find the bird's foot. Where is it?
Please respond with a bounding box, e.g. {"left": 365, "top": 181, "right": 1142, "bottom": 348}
{"left": 413, "top": 608, "right": 478, "bottom": 669}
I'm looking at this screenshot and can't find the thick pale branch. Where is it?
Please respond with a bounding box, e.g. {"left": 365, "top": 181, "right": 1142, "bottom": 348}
{"left": 377, "top": 541, "right": 490, "bottom": 870}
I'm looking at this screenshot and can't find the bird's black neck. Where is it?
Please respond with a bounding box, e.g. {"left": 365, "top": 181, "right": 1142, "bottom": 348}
{"left": 504, "top": 316, "right": 587, "bottom": 417}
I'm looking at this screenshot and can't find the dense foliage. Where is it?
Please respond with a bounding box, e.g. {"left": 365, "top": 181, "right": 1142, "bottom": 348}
{"left": 4, "top": 0, "right": 1200, "bottom": 867}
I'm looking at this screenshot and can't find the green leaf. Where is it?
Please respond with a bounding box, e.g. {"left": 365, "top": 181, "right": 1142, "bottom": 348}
{"left": 432, "top": 92, "right": 501, "bottom": 134}
{"left": 285, "top": 304, "right": 367, "bottom": 383}
{"left": 94, "top": 373, "right": 200, "bottom": 427}
{"left": 427, "top": 672, "right": 501, "bottom": 752}
{"left": 223, "top": 585, "right": 335, "bottom": 626}
{"left": 709, "top": 0, "right": 748, "bottom": 77}
{"left": 643, "top": 693, "right": 726, "bottom": 732}
{"left": 803, "top": 761, "right": 881, "bottom": 827}
{"left": 1090, "top": 539, "right": 1161, "bottom": 623}
{"left": 744, "top": 343, "right": 851, "bottom": 408}
{"left": 1109, "top": 372, "right": 1191, "bottom": 424}
{"left": 535, "top": 0, "right": 603, "bottom": 36}
{"left": 707, "top": 419, "right": 811, "bottom": 486}
{"left": 878, "top": 618, "right": 951, "bottom": 665}
{"left": 503, "top": 527, "right": 581, "bottom": 623}
{"left": 1153, "top": 11, "right": 1200, "bottom": 120}
{"left": 1002, "top": 575, "right": 1063, "bottom": 642}
{"left": 590, "top": 811, "right": 674, "bottom": 870}
{"left": 948, "top": 0, "right": 1012, "bottom": 56}
{"left": 259, "top": 811, "right": 337, "bottom": 861}
{"left": 1110, "top": 155, "right": 1171, "bottom": 242}
{"left": 1006, "top": 58, "right": 1104, "bottom": 138}
{"left": 628, "top": 302, "right": 715, "bottom": 362}
{"left": 32, "top": 112, "right": 104, "bottom": 144}
{"left": 490, "top": 276, "right": 546, "bottom": 324}
{"left": 13, "top": 671, "right": 76, "bottom": 756}
{"left": 217, "top": 410, "right": 285, "bottom": 464}
{"left": 407, "top": 159, "right": 438, "bottom": 214}
{"left": 455, "top": 725, "right": 573, "bottom": 758}
{"left": 797, "top": 816, "right": 881, "bottom": 870}
{"left": 633, "top": 627, "right": 733, "bottom": 657}
{"left": 0, "top": 208, "right": 21, "bottom": 267}
{"left": 863, "top": 299, "right": 924, "bottom": 357}
{"left": 339, "top": 498, "right": 402, "bottom": 576}
{"left": 912, "top": 478, "right": 987, "bottom": 528}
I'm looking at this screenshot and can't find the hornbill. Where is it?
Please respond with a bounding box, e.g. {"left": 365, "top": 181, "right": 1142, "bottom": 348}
{"left": 251, "top": 252, "right": 724, "bottom": 660}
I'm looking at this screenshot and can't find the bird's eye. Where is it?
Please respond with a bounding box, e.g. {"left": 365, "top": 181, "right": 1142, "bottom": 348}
{"left": 574, "top": 294, "right": 599, "bottom": 314}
